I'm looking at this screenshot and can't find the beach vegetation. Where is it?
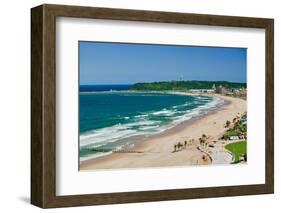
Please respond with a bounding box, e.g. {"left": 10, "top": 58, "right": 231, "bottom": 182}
{"left": 173, "top": 142, "right": 185, "bottom": 152}
{"left": 222, "top": 114, "right": 247, "bottom": 140}
{"left": 225, "top": 120, "right": 231, "bottom": 128}
{"left": 130, "top": 80, "right": 246, "bottom": 91}
{"left": 199, "top": 134, "right": 208, "bottom": 147}
{"left": 222, "top": 129, "right": 240, "bottom": 139}
{"left": 177, "top": 142, "right": 183, "bottom": 150}
{"left": 202, "top": 155, "right": 207, "bottom": 161}
{"left": 174, "top": 144, "right": 177, "bottom": 152}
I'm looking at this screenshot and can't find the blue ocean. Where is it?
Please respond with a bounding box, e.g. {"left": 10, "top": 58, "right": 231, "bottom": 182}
{"left": 80, "top": 84, "right": 132, "bottom": 92}
{"left": 79, "top": 85, "right": 224, "bottom": 161}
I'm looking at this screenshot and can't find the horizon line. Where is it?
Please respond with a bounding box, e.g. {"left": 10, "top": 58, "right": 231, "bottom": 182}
{"left": 80, "top": 80, "right": 247, "bottom": 86}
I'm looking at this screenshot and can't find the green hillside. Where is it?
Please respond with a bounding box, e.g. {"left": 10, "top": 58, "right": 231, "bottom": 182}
{"left": 130, "top": 81, "right": 246, "bottom": 91}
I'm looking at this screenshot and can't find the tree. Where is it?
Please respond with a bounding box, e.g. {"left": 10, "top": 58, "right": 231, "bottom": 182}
{"left": 225, "top": 120, "right": 231, "bottom": 128}
{"left": 177, "top": 142, "right": 183, "bottom": 150}
{"left": 199, "top": 137, "right": 203, "bottom": 145}
{"left": 199, "top": 134, "right": 208, "bottom": 149}
{"left": 202, "top": 155, "right": 206, "bottom": 161}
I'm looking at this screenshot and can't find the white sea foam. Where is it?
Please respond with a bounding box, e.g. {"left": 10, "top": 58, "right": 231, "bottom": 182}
{"left": 80, "top": 119, "right": 159, "bottom": 149}
{"left": 126, "top": 120, "right": 157, "bottom": 127}
{"left": 151, "top": 109, "right": 176, "bottom": 116}
{"left": 80, "top": 125, "right": 138, "bottom": 147}
{"left": 139, "top": 125, "right": 159, "bottom": 130}
{"left": 166, "top": 96, "right": 224, "bottom": 127}
{"left": 183, "top": 102, "right": 192, "bottom": 106}
{"left": 134, "top": 114, "right": 148, "bottom": 118}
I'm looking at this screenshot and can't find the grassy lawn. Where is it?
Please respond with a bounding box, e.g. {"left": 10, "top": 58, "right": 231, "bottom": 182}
{"left": 225, "top": 141, "right": 247, "bottom": 163}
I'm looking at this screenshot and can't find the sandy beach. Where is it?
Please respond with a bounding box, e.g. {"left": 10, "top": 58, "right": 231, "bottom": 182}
{"left": 80, "top": 94, "right": 246, "bottom": 170}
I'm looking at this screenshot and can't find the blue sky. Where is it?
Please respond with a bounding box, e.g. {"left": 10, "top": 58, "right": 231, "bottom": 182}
{"left": 79, "top": 41, "right": 246, "bottom": 85}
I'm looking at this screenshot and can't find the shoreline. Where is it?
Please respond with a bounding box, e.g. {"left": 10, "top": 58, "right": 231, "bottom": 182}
{"left": 80, "top": 89, "right": 208, "bottom": 96}
{"left": 80, "top": 91, "right": 223, "bottom": 161}
{"left": 80, "top": 93, "right": 246, "bottom": 170}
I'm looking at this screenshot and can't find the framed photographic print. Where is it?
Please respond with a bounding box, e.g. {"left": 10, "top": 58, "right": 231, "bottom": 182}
{"left": 31, "top": 4, "right": 274, "bottom": 208}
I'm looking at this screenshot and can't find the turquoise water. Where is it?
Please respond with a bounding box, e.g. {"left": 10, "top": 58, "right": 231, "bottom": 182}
{"left": 79, "top": 92, "right": 224, "bottom": 161}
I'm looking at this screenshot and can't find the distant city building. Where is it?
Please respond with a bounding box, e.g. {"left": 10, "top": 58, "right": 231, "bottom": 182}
{"left": 188, "top": 84, "right": 247, "bottom": 96}
{"left": 215, "top": 85, "right": 227, "bottom": 94}
{"left": 189, "top": 89, "right": 214, "bottom": 94}
{"left": 211, "top": 84, "right": 247, "bottom": 99}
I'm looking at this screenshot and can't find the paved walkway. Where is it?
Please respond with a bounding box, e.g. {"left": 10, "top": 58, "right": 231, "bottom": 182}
{"left": 211, "top": 150, "right": 233, "bottom": 164}
{"left": 199, "top": 140, "right": 237, "bottom": 164}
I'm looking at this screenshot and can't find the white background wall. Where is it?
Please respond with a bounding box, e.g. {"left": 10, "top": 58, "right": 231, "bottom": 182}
{"left": 0, "top": 0, "right": 279, "bottom": 212}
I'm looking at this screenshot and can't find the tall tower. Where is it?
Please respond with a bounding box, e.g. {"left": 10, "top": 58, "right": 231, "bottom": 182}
{"left": 179, "top": 74, "right": 183, "bottom": 81}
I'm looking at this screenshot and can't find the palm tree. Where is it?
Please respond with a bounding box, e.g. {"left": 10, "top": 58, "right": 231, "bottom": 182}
{"left": 177, "top": 142, "right": 183, "bottom": 150}
{"left": 199, "top": 134, "right": 208, "bottom": 149}
{"left": 174, "top": 144, "right": 177, "bottom": 152}
{"left": 202, "top": 134, "right": 207, "bottom": 142}
{"left": 225, "top": 120, "right": 231, "bottom": 128}
{"left": 199, "top": 137, "right": 203, "bottom": 145}
{"left": 202, "top": 155, "right": 206, "bottom": 161}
